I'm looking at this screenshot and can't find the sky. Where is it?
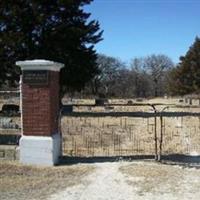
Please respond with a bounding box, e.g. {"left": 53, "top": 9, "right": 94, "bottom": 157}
{"left": 84, "top": 0, "right": 200, "bottom": 64}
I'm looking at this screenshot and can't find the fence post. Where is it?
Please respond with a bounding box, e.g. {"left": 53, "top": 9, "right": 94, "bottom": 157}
{"left": 158, "top": 115, "right": 163, "bottom": 161}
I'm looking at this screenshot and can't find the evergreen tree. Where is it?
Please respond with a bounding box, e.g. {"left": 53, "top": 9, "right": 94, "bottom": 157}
{"left": 0, "top": 0, "right": 103, "bottom": 94}
{"left": 171, "top": 37, "right": 200, "bottom": 95}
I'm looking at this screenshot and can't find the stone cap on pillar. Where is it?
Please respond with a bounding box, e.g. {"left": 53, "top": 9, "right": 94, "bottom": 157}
{"left": 16, "top": 59, "right": 64, "bottom": 71}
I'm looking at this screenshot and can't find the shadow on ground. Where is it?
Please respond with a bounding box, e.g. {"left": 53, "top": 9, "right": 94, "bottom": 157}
{"left": 161, "top": 154, "right": 200, "bottom": 168}
{"left": 63, "top": 111, "right": 200, "bottom": 118}
{"left": 59, "top": 155, "right": 154, "bottom": 165}
{"left": 59, "top": 154, "right": 200, "bottom": 168}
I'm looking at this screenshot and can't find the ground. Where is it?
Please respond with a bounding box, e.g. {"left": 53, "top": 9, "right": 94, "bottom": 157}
{"left": 0, "top": 161, "right": 95, "bottom": 200}
{"left": 1, "top": 160, "right": 200, "bottom": 200}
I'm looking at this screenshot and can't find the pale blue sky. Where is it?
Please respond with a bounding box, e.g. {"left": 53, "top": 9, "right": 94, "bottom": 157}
{"left": 84, "top": 0, "right": 200, "bottom": 64}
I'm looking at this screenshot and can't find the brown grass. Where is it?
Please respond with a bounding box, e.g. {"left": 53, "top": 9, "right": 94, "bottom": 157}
{"left": 119, "top": 162, "right": 200, "bottom": 196}
{"left": 0, "top": 161, "right": 95, "bottom": 200}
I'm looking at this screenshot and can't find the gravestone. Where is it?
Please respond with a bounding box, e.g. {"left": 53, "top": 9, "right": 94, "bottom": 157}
{"left": 16, "top": 59, "right": 64, "bottom": 166}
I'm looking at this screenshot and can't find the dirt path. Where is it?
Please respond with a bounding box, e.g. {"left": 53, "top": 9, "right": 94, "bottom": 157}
{"left": 50, "top": 162, "right": 134, "bottom": 200}
{"left": 49, "top": 161, "right": 200, "bottom": 200}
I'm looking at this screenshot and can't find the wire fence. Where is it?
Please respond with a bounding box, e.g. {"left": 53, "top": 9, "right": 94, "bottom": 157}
{"left": 62, "top": 112, "right": 200, "bottom": 157}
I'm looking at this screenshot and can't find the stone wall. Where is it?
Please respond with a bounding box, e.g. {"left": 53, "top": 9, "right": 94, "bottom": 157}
{"left": 62, "top": 115, "right": 200, "bottom": 157}
{"left": 0, "top": 145, "right": 19, "bottom": 160}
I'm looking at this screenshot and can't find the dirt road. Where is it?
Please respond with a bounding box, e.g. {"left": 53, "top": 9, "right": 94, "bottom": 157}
{"left": 49, "top": 161, "right": 200, "bottom": 200}
{"left": 50, "top": 162, "right": 134, "bottom": 200}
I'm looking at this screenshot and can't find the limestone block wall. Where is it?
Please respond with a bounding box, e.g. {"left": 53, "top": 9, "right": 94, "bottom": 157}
{"left": 62, "top": 115, "right": 200, "bottom": 157}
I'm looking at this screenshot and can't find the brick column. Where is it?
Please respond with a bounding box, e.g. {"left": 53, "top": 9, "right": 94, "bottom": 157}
{"left": 16, "top": 59, "right": 64, "bottom": 166}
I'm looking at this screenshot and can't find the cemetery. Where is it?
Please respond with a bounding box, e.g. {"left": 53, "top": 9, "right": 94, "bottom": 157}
{"left": 0, "top": 60, "right": 200, "bottom": 199}
{"left": 1, "top": 1, "right": 200, "bottom": 200}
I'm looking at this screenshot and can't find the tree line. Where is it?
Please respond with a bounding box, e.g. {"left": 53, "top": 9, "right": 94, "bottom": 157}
{"left": 0, "top": 1, "right": 200, "bottom": 98}
{"left": 80, "top": 37, "right": 200, "bottom": 98}
{"left": 81, "top": 54, "right": 174, "bottom": 98}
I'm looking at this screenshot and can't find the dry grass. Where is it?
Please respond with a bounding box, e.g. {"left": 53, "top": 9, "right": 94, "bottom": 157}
{"left": 0, "top": 161, "right": 95, "bottom": 200}
{"left": 119, "top": 162, "right": 200, "bottom": 196}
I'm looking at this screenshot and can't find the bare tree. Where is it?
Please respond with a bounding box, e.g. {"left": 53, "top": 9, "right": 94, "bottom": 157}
{"left": 112, "top": 68, "right": 134, "bottom": 97}
{"left": 91, "top": 54, "right": 125, "bottom": 97}
{"left": 130, "top": 58, "right": 153, "bottom": 97}
{"left": 144, "top": 54, "right": 174, "bottom": 97}
{"left": 82, "top": 54, "right": 174, "bottom": 98}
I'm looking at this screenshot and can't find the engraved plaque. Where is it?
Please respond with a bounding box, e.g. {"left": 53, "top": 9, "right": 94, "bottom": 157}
{"left": 23, "top": 70, "right": 49, "bottom": 85}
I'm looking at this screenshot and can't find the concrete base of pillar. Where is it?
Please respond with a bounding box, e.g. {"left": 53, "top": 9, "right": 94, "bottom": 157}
{"left": 19, "top": 133, "right": 62, "bottom": 166}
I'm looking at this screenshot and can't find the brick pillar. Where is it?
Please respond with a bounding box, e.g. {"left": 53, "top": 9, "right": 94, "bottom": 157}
{"left": 16, "top": 59, "right": 64, "bottom": 166}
